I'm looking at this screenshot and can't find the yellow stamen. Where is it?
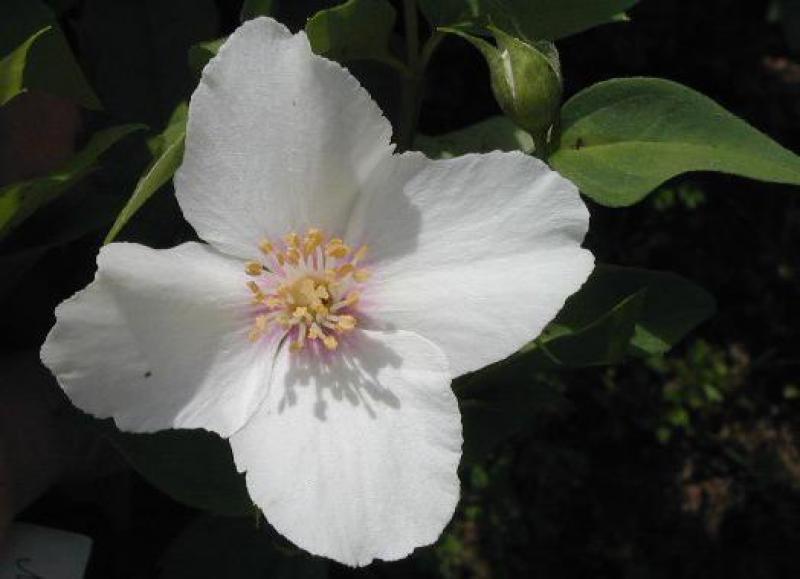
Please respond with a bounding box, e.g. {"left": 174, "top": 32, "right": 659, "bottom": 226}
{"left": 259, "top": 239, "right": 274, "bottom": 254}
{"left": 353, "top": 245, "right": 368, "bottom": 264}
{"left": 326, "top": 239, "right": 350, "bottom": 258}
{"left": 308, "top": 324, "right": 325, "bottom": 341}
{"left": 353, "top": 269, "right": 370, "bottom": 282}
{"left": 245, "top": 261, "right": 264, "bottom": 276}
{"left": 336, "top": 315, "right": 357, "bottom": 331}
{"left": 284, "top": 232, "right": 300, "bottom": 248}
{"left": 323, "top": 335, "right": 338, "bottom": 350}
{"left": 336, "top": 263, "right": 354, "bottom": 278}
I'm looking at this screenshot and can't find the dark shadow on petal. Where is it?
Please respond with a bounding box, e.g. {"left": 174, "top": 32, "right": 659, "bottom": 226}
{"left": 277, "top": 331, "right": 403, "bottom": 422}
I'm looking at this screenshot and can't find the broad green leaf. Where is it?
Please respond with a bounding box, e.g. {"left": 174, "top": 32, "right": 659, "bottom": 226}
{"left": 526, "top": 290, "right": 646, "bottom": 368}
{"left": 0, "top": 0, "right": 100, "bottom": 109}
{"left": 414, "top": 115, "right": 534, "bottom": 158}
{"left": 486, "top": 0, "right": 638, "bottom": 41}
{"left": 160, "top": 516, "right": 328, "bottom": 579}
{"left": 188, "top": 37, "right": 225, "bottom": 76}
{"left": 419, "top": 0, "right": 637, "bottom": 41}
{"left": 240, "top": 0, "right": 277, "bottom": 21}
{"left": 305, "top": 0, "right": 397, "bottom": 64}
{"left": 0, "top": 27, "right": 50, "bottom": 107}
{"left": 550, "top": 78, "right": 800, "bottom": 206}
{"left": 551, "top": 265, "right": 716, "bottom": 357}
{"left": 105, "top": 426, "right": 252, "bottom": 516}
{"left": 105, "top": 103, "right": 187, "bottom": 243}
{"left": 0, "top": 124, "right": 142, "bottom": 241}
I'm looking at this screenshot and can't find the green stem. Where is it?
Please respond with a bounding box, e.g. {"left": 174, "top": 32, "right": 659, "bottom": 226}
{"left": 399, "top": 0, "right": 420, "bottom": 151}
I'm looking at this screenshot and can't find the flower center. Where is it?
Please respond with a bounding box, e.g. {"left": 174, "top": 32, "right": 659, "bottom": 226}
{"left": 244, "top": 228, "right": 370, "bottom": 352}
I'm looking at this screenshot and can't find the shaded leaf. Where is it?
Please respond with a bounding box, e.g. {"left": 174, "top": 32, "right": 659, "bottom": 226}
{"left": 419, "top": 0, "right": 637, "bottom": 41}
{"left": 160, "top": 515, "right": 328, "bottom": 578}
{"left": 105, "top": 103, "right": 187, "bottom": 243}
{"left": 0, "top": 124, "right": 143, "bottom": 241}
{"left": 305, "top": 0, "right": 397, "bottom": 64}
{"left": 81, "top": 0, "right": 217, "bottom": 125}
{"left": 105, "top": 426, "right": 252, "bottom": 516}
{"left": 414, "top": 115, "right": 534, "bottom": 158}
{"left": 550, "top": 78, "right": 800, "bottom": 206}
{"left": 459, "top": 378, "right": 567, "bottom": 463}
{"left": 0, "top": 27, "right": 50, "bottom": 107}
{"left": 527, "top": 290, "right": 646, "bottom": 368}
{"left": 240, "top": 0, "right": 277, "bottom": 21}
{"left": 550, "top": 265, "right": 716, "bottom": 357}
{"left": 0, "top": 0, "right": 100, "bottom": 109}
{"left": 188, "top": 37, "right": 225, "bottom": 76}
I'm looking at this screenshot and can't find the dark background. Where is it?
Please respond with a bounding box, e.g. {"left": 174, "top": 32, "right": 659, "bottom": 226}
{"left": 2, "top": 0, "right": 799, "bottom": 577}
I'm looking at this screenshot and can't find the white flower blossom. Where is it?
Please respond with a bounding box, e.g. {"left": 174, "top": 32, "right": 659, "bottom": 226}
{"left": 41, "top": 17, "right": 594, "bottom": 567}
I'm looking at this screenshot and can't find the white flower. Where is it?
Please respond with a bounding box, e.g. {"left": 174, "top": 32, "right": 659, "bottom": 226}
{"left": 40, "top": 17, "right": 594, "bottom": 566}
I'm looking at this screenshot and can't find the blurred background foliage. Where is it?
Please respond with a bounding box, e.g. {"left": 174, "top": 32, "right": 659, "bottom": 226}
{"left": 1, "top": 0, "right": 799, "bottom": 577}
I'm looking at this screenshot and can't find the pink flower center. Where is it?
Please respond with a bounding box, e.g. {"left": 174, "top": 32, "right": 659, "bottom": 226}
{"left": 244, "top": 228, "right": 369, "bottom": 352}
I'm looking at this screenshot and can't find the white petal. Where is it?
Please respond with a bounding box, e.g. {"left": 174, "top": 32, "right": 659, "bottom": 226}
{"left": 41, "top": 242, "right": 276, "bottom": 437}
{"left": 230, "top": 329, "right": 461, "bottom": 566}
{"left": 348, "top": 151, "right": 594, "bottom": 376}
{"left": 175, "top": 17, "right": 394, "bottom": 258}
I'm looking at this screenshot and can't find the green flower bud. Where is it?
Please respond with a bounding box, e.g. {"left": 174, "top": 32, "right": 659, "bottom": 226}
{"left": 449, "top": 26, "right": 563, "bottom": 155}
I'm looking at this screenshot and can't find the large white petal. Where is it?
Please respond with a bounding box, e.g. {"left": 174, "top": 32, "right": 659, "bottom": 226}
{"left": 347, "top": 151, "right": 594, "bottom": 376}
{"left": 230, "top": 329, "right": 461, "bottom": 566}
{"left": 175, "top": 17, "right": 394, "bottom": 259}
{"left": 41, "top": 242, "right": 276, "bottom": 437}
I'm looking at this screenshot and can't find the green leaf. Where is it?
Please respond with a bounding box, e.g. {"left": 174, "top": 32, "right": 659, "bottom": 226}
{"left": 0, "top": 0, "right": 100, "bottom": 109}
{"left": 105, "top": 104, "right": 187, "bottom": 243}
{"left": 105, "top": 426, "right": 252, "bottom": 516}
{"left": 419, "top": 0, "right": 637, "bottom": 41}
{"left": 188, "top": 37, "right": 225, "bottom": 76}
{"left": 305, "top": 0, "right": 397, "bottom": 65}
{"left": 527, "top": 290, "right": 646, "bottom": 368}
{"left": 414, "top": 115, "right": 534, "bottom": 158}
{"left": 0, "top": 27, "right": 50, "bottom": 107}
{"left": 550, "top": 265, "right": 716, "bottom": 358}
{"left": 0, "top": 124, "right": 143, "bottom": 241}
{"left": 550, "top": 78, "right": 800, "bottom": 206}
{"left": 160, "top": 515, "right": 328, "bottom": 579}
{"left": 240, "top": 0, "right": 277, "bottom": 21}
{"left": 489, "top": 0, "right": 638, "bottom": 41}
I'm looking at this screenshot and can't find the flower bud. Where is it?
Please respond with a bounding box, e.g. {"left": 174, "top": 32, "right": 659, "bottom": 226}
{"left": 450, "top": 26, "right": 563, "bottom": 154}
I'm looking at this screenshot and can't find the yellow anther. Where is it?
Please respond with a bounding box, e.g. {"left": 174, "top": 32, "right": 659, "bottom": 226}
{"left": 325, "top": 239, "right": 350, "bottom": 259}
{"left": 265, "top": 296, "right": 282, "bottom": 308}
{"left": 353, "top": 269, "right": 370, "bottom": 283}
{"left": 290, "top": 340, "right": 305, "bottom": 352}
{"left": 248, "top": 328, "right": 263, "bottom": 342}
{"left": 337, "top": 315, "right": 357, "bottom": 331}
{"left": 259, "top": 239, "right": 274, "bottom": 254}
{"left": 323, "top": 335, "right": 338, "bottom": 350}
{"left": 353, "top": 245, "right": 369, "bottom": 264}
{"left": 336, "top": 263, "right": 355, "bottom": 278}
{"left": 245, "top": 261, "right": 264, "bottom": 276}
{"left": 292, "top": 306, "right": 311, "bottom": 322}
{"left": 254, "top": 315, "right": 269, "bottom": 331}
{"left": 285, "top": 248, "right": 301, "bottom": 265}
{"left": 247, "top": 281, "right": 261, "bottom": 294}
{"left": 308, "top": 324, "right": 325, "bottom": 340}
{"left": 313, "top": 303, "right": 329, "bottom": 317}
{"left": 284, "top": 232, "right": 300, "bottom": 248}
{"left": 304, "top": 228, "right": 325, "bottom": 255}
